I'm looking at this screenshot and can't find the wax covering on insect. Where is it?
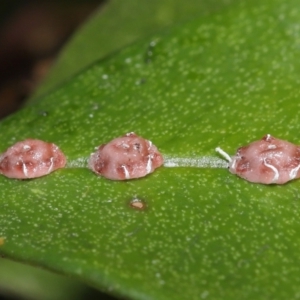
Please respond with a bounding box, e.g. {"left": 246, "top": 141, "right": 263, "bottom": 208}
{"left": 216, "top": 134, "right": 300, "bottom": 184}
{"left": 0, "top": 139, "right": 66, "bottom": 179}
{"left": 88, "top": 132, "right": 164, "bottom": 180}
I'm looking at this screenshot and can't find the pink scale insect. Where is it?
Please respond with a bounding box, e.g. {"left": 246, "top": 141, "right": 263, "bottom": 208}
{"left": 88, "top": 132, "right": 164, "bottom": 180}
{"left": 0, "top": 139, "right": 66, "bottom": 179}
{"left": 216, "top": 134, "right": 300, "bottom": 184}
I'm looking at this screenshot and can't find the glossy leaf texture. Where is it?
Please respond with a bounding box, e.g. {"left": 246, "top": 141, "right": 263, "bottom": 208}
{"left": 1, "top": 0, "right": 300, "bottom": 299}
{"left": 32, "top": 0, "right": 241, "bottom": 99}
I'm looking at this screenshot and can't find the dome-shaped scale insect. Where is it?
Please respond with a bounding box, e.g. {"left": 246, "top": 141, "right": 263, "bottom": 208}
{"left": 88, "top": 132, "right": 164, "bottom": 180}
{"left": 216, "top": 134, "right": 300, "bottom": 184}
{"left": 0, "top": 139, "right": 66, "bottom": 179}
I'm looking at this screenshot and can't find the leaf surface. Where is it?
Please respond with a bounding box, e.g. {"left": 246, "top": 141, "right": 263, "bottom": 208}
{"left": 0, "top": 257, "right": 88, "bottom": 300}
{"left": 32, "top": 0, "right": 240, "bottom": 99}
{"left": 1, "top": 0, "right": 300, "bottom": 299}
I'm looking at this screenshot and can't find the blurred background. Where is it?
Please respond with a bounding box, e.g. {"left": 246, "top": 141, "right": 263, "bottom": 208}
{"left": 0, "top": 0, "right": 104, "bottom": 119}
{"left": 0, "top": 1, "right": 119, "bottom": 299}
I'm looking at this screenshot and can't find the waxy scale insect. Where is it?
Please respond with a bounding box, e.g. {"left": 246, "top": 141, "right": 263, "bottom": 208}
{"left": 0, "top": 139, "right": 66, "bottom": 179}
{"left": 88, "top": 132, "right": 164, "bottom": 180}
{"left": 216, "top": 134, "right": 300, "bottom": 184}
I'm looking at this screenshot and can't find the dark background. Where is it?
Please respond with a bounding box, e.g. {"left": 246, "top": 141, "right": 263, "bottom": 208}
{"left": 0, "top": 0, "right": 103, "bottom": 119}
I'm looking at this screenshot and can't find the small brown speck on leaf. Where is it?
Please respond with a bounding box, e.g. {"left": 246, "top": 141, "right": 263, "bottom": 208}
{"left": 130, "top": 198, "right": 147, "bottom": 210}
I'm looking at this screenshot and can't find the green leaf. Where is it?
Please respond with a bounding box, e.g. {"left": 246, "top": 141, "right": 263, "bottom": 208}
{"left": 32, "top": 0, "right": 240, "bottom": 100}
{"left": 0, "top": 257, "right": 89, "bottom": 300}
{"left": 1, "top": 0, "right": 300, "bottom": 299}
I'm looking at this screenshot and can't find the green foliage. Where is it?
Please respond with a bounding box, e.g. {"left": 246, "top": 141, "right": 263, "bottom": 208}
{"left": 0, "top": 257, "right": 88, "bottom": 300}
{"left": 32, "top": 0, "right": 240, "bottom": 99}
{"left": 2, "top": 0, "right": 300, "bottom": 299}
